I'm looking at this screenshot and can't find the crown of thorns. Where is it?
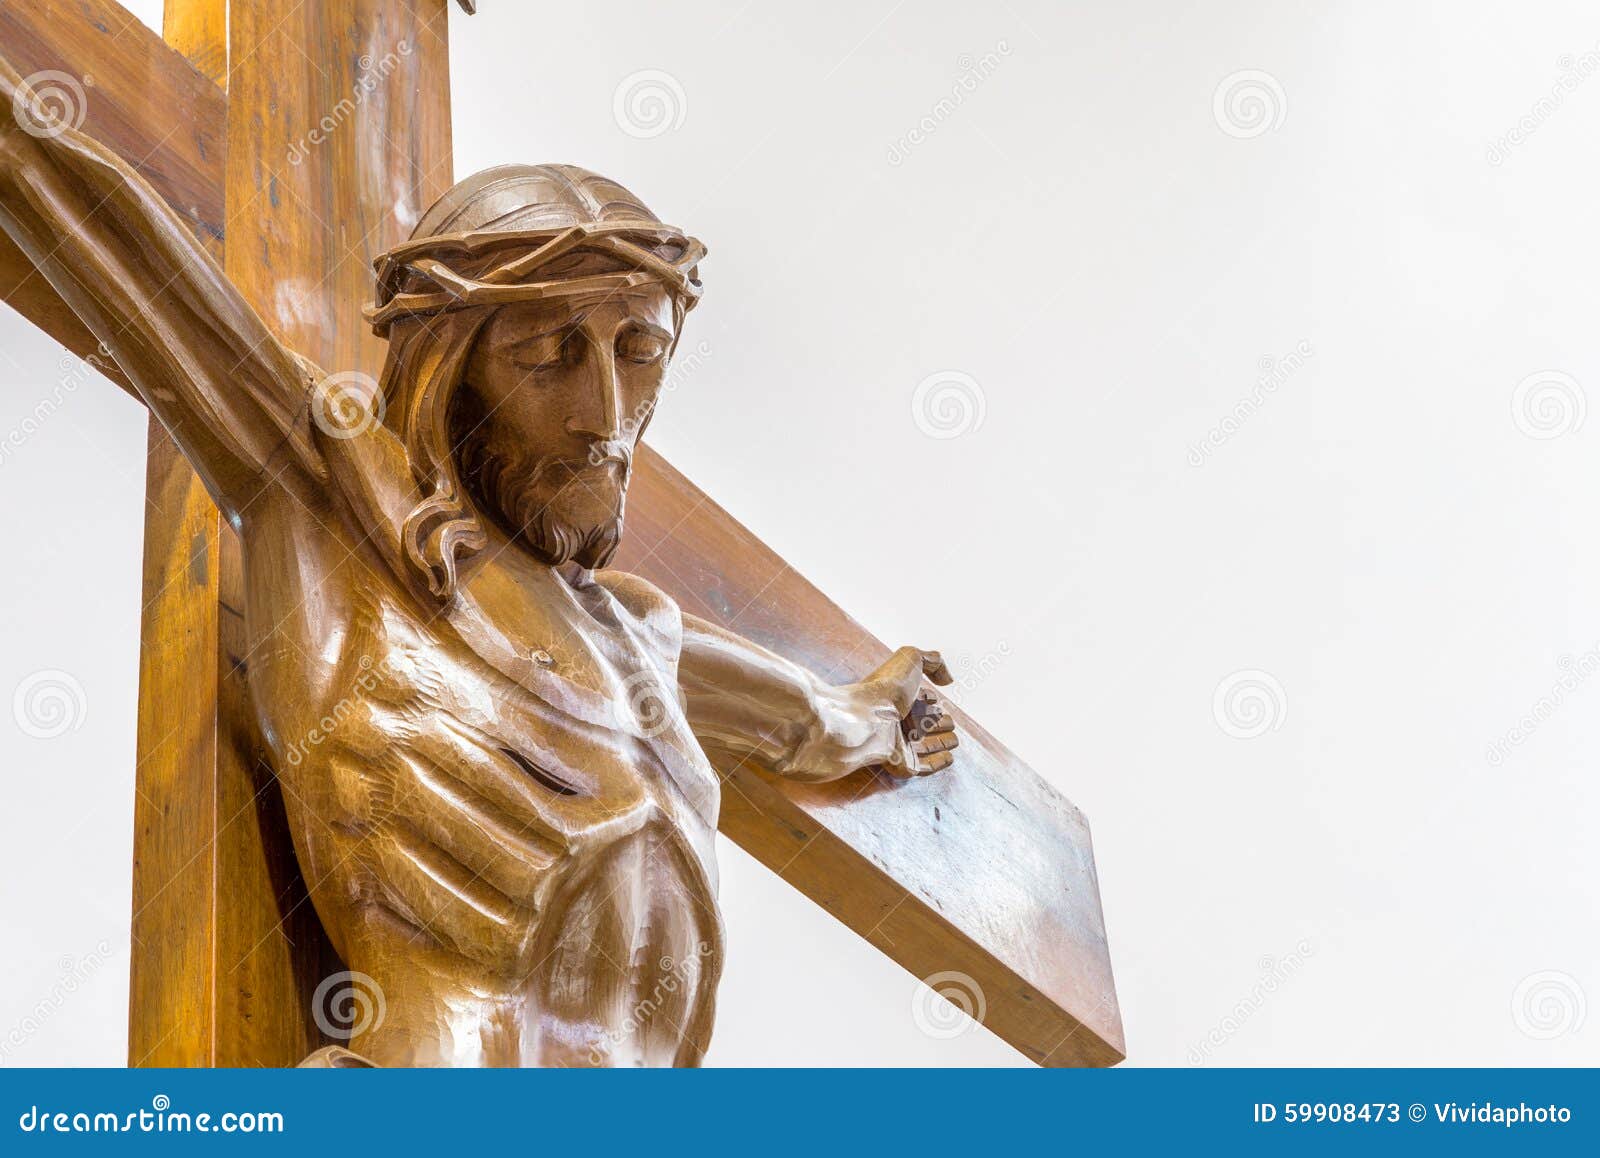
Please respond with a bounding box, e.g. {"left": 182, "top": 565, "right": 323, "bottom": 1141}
{"left": 365, "top": 220, "right": 706, "bottom": 336}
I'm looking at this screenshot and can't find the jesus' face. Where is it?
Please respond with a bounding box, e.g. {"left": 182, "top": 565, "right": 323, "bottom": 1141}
{"left": 451, "top": 285, "right": 676, "bottom": 570}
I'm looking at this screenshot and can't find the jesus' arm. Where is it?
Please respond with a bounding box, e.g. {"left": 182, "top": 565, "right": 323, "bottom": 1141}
{"left": 0, "top": 57, "right": 323, "bottom": 524}
{"left": 676, "top": 614, "right": 958, "bottom": 783}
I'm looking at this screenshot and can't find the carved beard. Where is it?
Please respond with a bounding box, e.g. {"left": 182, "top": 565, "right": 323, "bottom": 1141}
{"left": 453, "top": 410, "right": 627, "bottom": 570}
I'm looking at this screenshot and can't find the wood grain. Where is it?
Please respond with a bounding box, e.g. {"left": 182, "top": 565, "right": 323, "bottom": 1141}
{"left": 618, "top": 448, "right": 1124, "bottom": 1065}
{"left": 3, "top": 0, "right": 1122, "bottom": 1066}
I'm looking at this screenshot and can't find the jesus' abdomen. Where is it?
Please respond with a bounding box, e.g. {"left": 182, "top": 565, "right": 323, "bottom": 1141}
{"left": 251, "top": 543, "right": 724, "bottom": 1066}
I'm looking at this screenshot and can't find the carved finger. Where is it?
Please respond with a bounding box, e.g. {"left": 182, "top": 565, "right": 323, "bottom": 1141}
{"left": 917, "top": 750, "right": 956, "bottom": 775}
{"left": 921, "top": 650, "right": 953, "bottom": 686}
{"left": 914, "top": 731, "right": 959, "bottom": 755}
{"left": 919, "top": 713, "right": 956, "bottom": 736}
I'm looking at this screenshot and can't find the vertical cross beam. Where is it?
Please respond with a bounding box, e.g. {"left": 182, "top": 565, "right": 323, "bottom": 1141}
{"left": 128, "top": 0, "right": 454, "bottom": 1066}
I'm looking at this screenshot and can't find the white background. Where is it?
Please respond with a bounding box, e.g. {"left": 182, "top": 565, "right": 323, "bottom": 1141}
{"left": 1, "top": 1, "right": 1597, "bottom": 1067}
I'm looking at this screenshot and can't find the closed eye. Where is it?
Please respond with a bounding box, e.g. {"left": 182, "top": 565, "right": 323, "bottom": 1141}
{"left": 617, "top": 326, "right": 669, "bottom": 366}
{"left": 509, "top": 330, "right": 571, "bottom": 372}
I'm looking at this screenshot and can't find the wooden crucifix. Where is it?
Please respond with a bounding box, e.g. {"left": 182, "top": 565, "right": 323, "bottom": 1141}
{"left": 0, "top": 0, "right": 1122, "bottom": 1066}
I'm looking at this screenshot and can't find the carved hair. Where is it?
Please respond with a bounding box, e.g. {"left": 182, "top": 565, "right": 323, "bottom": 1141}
{"left": 381, "top": 307, "right": 494, "bottom": 600}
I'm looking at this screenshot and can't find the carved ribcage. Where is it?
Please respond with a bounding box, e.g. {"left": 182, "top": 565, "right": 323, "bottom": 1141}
{"left": 291, "top": 588, "right": 714, "bottom": 976}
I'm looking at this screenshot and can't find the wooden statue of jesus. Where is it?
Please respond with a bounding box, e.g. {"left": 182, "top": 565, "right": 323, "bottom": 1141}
{"left": 0, "top": 58, "right": 960, "bottom": 1067}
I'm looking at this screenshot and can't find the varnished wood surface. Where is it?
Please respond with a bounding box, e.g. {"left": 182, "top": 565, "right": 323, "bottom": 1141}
{"left": 0, "top": 0, "right": 224, "bottom": 394}
{"left": 619, "top": 448, "right": 1124, "bottom": 1065}
{"left": 1, "top": 0, "right": 1122, "bottom": 1066}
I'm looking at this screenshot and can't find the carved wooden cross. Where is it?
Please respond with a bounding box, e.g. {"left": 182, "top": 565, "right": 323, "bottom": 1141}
{"left": 0, "top": 0, "right": 1121, "bottom": 1066}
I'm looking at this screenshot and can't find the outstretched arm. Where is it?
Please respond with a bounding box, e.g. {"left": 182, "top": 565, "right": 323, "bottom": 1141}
{"left": 0, "top": 58, "right": 323, "bottom": 522}
{"left": 678, "top": 614, "right": 958, "bottom": 783}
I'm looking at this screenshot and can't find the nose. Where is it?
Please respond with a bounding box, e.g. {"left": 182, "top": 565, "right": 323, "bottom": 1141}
{"left": 564, "top": 334, "right": 623, "bottom": 443}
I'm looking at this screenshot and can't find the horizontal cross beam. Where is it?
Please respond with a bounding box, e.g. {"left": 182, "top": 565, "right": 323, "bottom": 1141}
{"left": 0, "top": 0, "right": 1122, "bottom": 1065}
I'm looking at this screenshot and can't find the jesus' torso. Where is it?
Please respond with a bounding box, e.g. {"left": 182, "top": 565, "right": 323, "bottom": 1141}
{"left": 235, "top": 422, "right": 724, "bottom": 1065}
